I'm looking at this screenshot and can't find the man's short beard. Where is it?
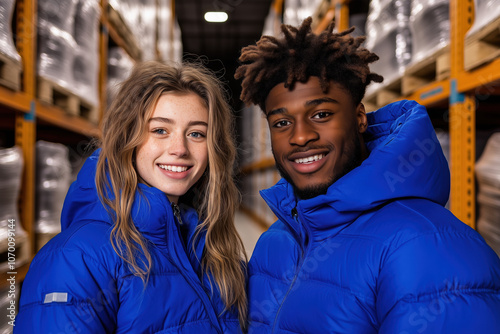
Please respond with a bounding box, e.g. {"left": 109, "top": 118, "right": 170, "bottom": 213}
{"left": 273, "top": 135, "right": 363, "bottom": 200}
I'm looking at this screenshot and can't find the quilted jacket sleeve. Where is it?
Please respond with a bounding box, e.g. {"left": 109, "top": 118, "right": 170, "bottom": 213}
{"left": 376, "top": 230, "right": 500, "bottom": 334}
{"left": 15, "top": 246, "right": 119, "bottom": 333}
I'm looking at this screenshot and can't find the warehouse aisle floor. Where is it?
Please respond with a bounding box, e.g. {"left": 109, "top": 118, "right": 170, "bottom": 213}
{"left": 235, "top": 210, "right": 267, "bottom": 259}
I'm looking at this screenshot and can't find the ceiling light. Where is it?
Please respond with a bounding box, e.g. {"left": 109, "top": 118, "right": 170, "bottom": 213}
{"left": 204, "top": 11, "right": 228, "bottom": 23}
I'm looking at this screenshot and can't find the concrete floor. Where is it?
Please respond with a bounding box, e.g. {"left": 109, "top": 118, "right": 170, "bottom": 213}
{"left": 234, "top": 210, "right": 267, "bottom": 259}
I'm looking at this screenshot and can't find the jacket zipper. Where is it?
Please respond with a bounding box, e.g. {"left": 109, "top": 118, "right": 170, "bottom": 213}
{"left": 271, "top": 207, "right": 309, "bottom": 333}
{"left": 168, "top": 203, "right": 223, "bottom": 334}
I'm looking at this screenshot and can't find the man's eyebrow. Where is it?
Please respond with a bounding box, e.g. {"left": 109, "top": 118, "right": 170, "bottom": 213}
{"left": 266, "top": 107, "right": 287, "bottom": 119}
{"left": 305, "top": 97, "right": 339, "bottom": 107}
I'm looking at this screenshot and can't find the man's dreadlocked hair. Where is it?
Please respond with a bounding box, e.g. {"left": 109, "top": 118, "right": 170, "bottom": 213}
{"left": 235, "top": 17, "right": 383, "bottom": 112}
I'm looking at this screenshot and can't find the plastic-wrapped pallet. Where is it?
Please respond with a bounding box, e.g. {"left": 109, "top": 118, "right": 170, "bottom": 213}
{"left": 158, "top": 0, "right": 173, "bottom": 61}
{"left": 467, "top": 0, "right": 500, "bottom": 37}
{"left": 37, "top": 0, "right": 78, "bottom": 92}
{"left": 0, "top": 147, "right": 26, "bottom": 245}
{"left": 172, "top": 19, "right": 183, "bottom": 63}
{"left": 73, "top": 0, "right": 100, "bottom": 107}
{"left": 38, "top": 0, "right": 100, "bottom": 109}
{"left": 35, "top": 141, "right": 72, "bottom": 236}
{"left": 283, "top": 0, "right": 323, "bottom": 27}
{"left": 0, "top": 0, "right": 21, "bottom": 63}
{"left": 107, "top": 47, "right": 134, "bottom": 107}
{"left": 135, "top": 0, "right": 157, "bottom": 61}
{"left": 476, "top": 133, "right": 500, "bottom": 257}
{"left": 409, "top": 0, "right": 450, "bottom": 64}
{"left": 365, "top": 0, "right": 412, "bottom": 89}
{"left": 38, "top": 0, "right": 78, "bottom": 31}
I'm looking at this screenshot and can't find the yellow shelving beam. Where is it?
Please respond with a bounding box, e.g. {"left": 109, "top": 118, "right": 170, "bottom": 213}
{"left": 449, "top": 0, "right": 475, "bottom": 228}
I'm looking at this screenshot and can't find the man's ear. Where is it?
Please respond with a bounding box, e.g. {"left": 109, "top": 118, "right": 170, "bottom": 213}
{"left": 356, "top": 103, "right": 368, "bottom": 134}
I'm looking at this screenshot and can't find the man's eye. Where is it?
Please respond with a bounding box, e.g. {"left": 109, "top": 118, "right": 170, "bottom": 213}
{"left": 274, "top": 120, "right": 291, "bottom": 128}
{"left": 312, "top": 111, "right": 332, "bottom": 119}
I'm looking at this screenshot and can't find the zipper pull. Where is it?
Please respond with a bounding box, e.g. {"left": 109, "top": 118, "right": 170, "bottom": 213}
{"left": 291, "top": 207, "right": 298, "bottom": 219}
{"left": 171, "top": 202, "right": 183, "bottom": 225}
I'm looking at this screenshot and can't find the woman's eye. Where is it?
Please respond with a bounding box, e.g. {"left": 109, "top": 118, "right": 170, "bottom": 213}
{"left": 274, "top": 120, "right": 291, "bottom": 128}
{"left": 189, "top": 131, "right": 206, "bottom": 138}
{"left": 312, "top": 111, "right": 332, "bottom": 119}
{"left": 152, "top": 128, "right": 167, "bottom": 135}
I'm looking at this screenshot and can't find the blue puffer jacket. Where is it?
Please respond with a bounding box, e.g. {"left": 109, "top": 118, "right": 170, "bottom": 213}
{"left": 15, "top": 150, "right": 241, "bottom": 333}
{"left": 247, "top": 100, "right": 500, "bottom": 333}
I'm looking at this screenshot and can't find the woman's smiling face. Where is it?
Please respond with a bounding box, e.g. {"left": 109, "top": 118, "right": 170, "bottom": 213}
{"left": 135, "top": 92, "right": 209, "bottom": 203}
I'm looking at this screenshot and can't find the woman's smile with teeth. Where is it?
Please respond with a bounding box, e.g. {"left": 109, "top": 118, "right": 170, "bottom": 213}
{"left": 294, "top": 154, "right": 325, "bottom": 164}
{"left": 158, "top": 164, "right": 189, "bottom": 172}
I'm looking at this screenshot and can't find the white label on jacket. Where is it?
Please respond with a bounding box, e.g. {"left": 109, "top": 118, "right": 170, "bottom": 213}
{"left": 43, "top": 292, "right": 68, "bottom": 304}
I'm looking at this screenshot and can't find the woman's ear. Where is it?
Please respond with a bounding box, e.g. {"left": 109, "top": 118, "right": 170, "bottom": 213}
{"left": 356, "top": 103, "right": 368, "bottom": 133}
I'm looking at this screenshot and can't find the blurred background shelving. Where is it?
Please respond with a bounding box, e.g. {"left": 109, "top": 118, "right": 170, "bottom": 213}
{"left": 1, "top": 0, "right": 500, "bottom": 328}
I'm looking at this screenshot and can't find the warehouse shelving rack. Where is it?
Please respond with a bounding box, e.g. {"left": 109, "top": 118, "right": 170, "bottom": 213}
{"left": 0, "top": 0, "right": 177, "bottom": 288}
{"left": 240, "top": 0, "right": 500, "bottom": 229}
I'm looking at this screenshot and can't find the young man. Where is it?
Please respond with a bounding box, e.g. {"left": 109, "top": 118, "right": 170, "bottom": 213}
{"left": 235, "top": 18, "right": 500, "bottom": 333}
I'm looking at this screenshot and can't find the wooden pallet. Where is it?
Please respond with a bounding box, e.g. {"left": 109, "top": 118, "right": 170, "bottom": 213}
{"left": 402, "top": 46, "right": 450, "bottom": 96}
{"left": 363, "top": 76, "right": 403, "bottom": 111}
{"left": 464, "top": 15, "right": 500, "bottom": 71}
{"left": 0, "top": 52, "right": 22, "bottom": 91}
{"left": 0, "top": 233, "right": 30, "bottom": 273}
{"left": 37, "top": 77, "right": 99, "bottom": 124}
{"left": 107, "top": 3, "right": 142, "bottom": 60}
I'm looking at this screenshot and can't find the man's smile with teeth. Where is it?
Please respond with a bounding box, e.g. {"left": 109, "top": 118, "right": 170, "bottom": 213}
{"left": 158, "top": 164, "right": 189, "bottom": 172}
{"left": 293, "top": 154, "right": 325, "bottom": 164}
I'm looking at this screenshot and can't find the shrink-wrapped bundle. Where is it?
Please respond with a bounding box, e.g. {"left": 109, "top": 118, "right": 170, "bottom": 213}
{"left": 172, "top": 20, "right": 183, "bottom": 63}
{"left": 365, "top": 0, "right": 412, "bottom": 87}
{"left": 73, "top": 0, "right": 100, "bottom": 107}
{"left": 135, "top": 0, "right": 157, "bottom": 61}
{"left": 37, "top": 0, "right": 78, "bottom": 92}
{"left": 0, "top": 0, "right": 21, "bottom": 63}
{"left": 35, "top": 141, "right": 72, "bottom": 235}
{"left": 73, "top": 48, "right": 99, "bottom": 107}
{"left": 74, "top": 0, "right": 100, "bottom": 50}
{"left": 467, "top": 0, "right": 500, "bottom": 37}
{"left": 158, "top": 0, "right": 173, "bottom": 61}
{"left": 0, "top": 147, "right": 26, "bottom": 244}
{"left": 283, "top": 0, "right": 323, "bottom": 27}
{"left": 409, "top": 0, "right": 449, "bottom": 64}
{"left": 37, "top": 19, "right": 76, "bottom": 91}
{"left": 38, "top": 0, "right": 78, "bottom": 31}
{"left": 107, "top": 47, "right": 134, "bottom": 106}
{"left": 476, "top": 133, "right": 500, "bottom": 257}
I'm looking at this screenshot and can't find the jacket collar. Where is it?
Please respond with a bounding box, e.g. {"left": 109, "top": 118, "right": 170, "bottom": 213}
{"left": 261, "top": 100, "right": 450, "bottom": 239}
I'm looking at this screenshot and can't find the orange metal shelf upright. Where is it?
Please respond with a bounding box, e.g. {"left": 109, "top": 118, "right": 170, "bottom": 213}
{"left": 449, "top": 0, "right": 476, "bottom": 228}
{"left": 15, "top": 0, "right": 37, "bottom": 259}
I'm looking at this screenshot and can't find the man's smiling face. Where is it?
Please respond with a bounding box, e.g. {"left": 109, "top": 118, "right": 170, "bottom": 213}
{"left": 265, "top": 76, "right": 368, "bottom": 199}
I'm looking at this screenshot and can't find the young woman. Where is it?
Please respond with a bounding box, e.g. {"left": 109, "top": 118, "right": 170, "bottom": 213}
{"left": 15, "top": 61, "right": 247, "bottom": 333}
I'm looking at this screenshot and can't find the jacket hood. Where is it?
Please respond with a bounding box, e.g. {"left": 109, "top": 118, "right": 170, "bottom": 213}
{"left": 60, "top": 149, "right": 200, "bottom": 249}
{"left": 261, "top": 100, "right": 450, "bottom": 234}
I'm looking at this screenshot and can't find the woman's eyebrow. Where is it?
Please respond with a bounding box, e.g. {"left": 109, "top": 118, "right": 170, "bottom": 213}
{"left": 149, "top": 117, "right": 207, "bottom": 127}
{"left": 149, "top": 117, "right": 173, "bottom": 124}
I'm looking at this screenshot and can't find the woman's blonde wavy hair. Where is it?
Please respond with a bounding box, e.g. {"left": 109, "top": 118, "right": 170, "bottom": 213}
{"left": 95, "top": 60, "right": 247, "bottom": 328}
